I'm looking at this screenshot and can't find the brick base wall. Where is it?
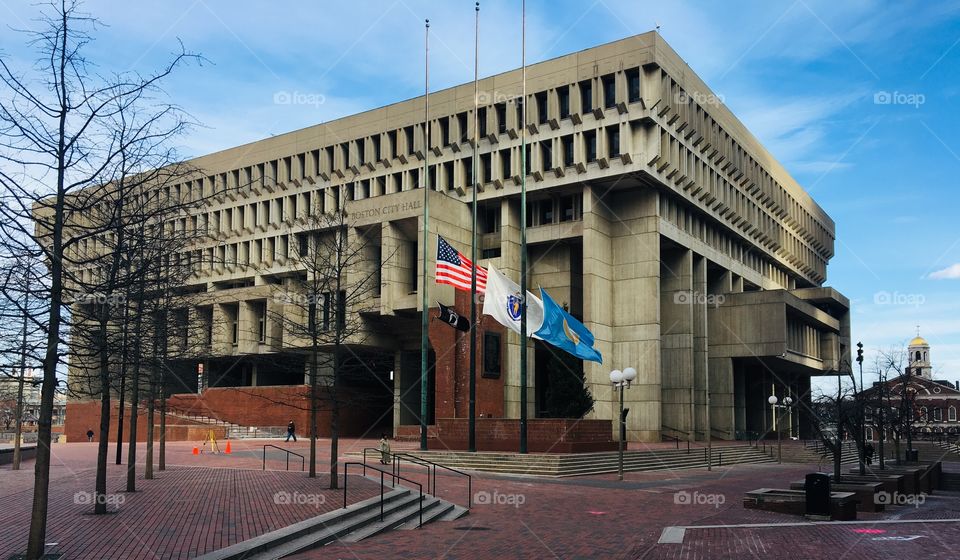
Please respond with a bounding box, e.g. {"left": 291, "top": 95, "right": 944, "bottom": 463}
{"left": 66, "top": 384, "right": 390, "bottom": 443}
{"left": 428, "top": 418, "right": 617, "bottom": 453}
{"left": 65, "top": 401, "right": 225, "bottom": 443}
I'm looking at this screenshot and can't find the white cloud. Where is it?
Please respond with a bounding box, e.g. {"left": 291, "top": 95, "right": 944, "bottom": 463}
{"left": 930, "top": 263, "right": 960, "bottom": 280}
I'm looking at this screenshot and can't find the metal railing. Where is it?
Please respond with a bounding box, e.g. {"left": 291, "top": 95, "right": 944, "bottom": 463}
{"left": 360, "top": 448, "right": 472, "bottom": 509}
{"left": 342, "top": 462, "right": 423, "bottom": 528}
{"left": 393, "top": 452, "right": 473, "bottom": 509}
{"left": 262, "top": 444, "right": 305, "bottom": 471}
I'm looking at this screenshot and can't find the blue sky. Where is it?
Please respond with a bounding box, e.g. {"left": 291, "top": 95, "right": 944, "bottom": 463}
{"left": 2, "top": 0, "right": 958, "bottom": 387}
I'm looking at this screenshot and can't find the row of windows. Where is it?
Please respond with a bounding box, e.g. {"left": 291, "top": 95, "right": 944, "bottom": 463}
{"left": 144, "top": 66, "right": 647, "bottom": 217}
{"left": 659, "top": 195, "right": 797, "bottom": 289}
{"left": 658, "top": 70, "right": 832, "bottom": 260}
{"left": 658, "top": 124, "right": 827, "bottom": 282}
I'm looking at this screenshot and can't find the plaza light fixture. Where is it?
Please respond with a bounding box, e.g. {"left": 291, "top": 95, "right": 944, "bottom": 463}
{"left": 768, "top": 395, "right": 794, "bottom": 464}
{"left": 610, "top": 367, "right": 637, "bottom": 481}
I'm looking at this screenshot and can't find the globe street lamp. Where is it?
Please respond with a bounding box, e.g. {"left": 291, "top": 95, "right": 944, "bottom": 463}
{"left": 611, "top": 367, "right": 636, "bottom": 481}
{"left": 768, "top": 395, "right": 794, "bottom": 464}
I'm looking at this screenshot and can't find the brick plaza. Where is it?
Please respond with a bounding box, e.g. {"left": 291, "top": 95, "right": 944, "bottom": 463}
{"left": 2, "top": 441, "right": 959, "bottom": 559}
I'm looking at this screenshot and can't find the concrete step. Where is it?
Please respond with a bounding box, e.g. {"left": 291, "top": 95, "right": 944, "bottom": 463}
{"left": 194, "top": 478, "right": 468, "bottom": 560}
{"left": 367, "top": 447, "right": 776, "bottom": 477}
{"left": 341, "top": 496, "right": 446, "bottom": 541}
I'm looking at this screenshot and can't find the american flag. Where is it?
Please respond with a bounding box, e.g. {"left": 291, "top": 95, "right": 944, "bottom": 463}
{"left": 436, "top": 236, "right": 487, "bottom": 294}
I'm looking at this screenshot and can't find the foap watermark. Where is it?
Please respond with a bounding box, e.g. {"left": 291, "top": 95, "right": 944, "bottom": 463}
{"left": 75, "top": 293, "right": 126, "bottom": 306}
{"left": 274, "top": 90, "right": 326, "bottom": 108}
{"left": 873, "top": 91, "right": 925, "bottom": 108}
{"left": 675, "top": 91, "right": 725, "bottom": 107}
{"left": 74, "top": 490, "right": 125, "bottom": 507}
{"left": 473, "top": 490, "right": 525, "bottom": 508}
{"left": 274, "top": 491, "right": 326, "bottom": 508}
{"left": 873, "top": 290, "right": 925, "bottom": 307}
{"left": 673, "top": 291, "right": 725, "bottom": 308}
{"left": 674, "top": 490, "right": 725, "bottom": 509}
{"left": 875, "top": 491, "right": 926, "bottom": 508}
{"left": 476, "top": 90, "right": 522, "bottom": 105}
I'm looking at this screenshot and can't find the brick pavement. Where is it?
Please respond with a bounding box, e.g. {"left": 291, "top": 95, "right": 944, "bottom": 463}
{"left": 3, "top": 442, "right": 960, "bottom": 559}
{"left": 0, "top": 442, "right": 380, "bottom": 559}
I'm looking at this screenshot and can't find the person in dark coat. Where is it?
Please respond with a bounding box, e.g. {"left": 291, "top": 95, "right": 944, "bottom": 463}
{"left": 285, "top": 420, "right": 297, "bottom": 442}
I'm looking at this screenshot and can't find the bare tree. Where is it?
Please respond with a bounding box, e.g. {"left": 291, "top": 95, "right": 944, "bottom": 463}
{"left": 0, "top": 1, "right": 197, "bottom": 553}
{"left": 269, "top": 185, "right": 388, "bottom": 486}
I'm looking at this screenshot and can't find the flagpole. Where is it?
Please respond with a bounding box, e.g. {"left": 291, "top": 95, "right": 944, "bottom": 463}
{"left": 519, "top": 0, "right": 528, "bottom": 454}
{"left": 420, "top": 18, "right": 431, "bottom": 452}
{"left": 468, "top": 1, "right": 480, "bottom": 454}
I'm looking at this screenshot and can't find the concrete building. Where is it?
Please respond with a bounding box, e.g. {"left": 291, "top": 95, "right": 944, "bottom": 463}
{"left": 63, "top": 32, "right": 850, "bottom": 444}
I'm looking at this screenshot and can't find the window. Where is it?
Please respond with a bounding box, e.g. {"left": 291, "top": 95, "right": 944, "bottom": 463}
{"left": 536, "top": 91, "right": 548, "bottom": 125}
{"left": 463, "top": 157, "right": 473, "bottom": 187}
{"left": 501, "top": 149, "right": 512, "bottom": 179}
{"left": 482, "top": 247, "right": 501, "bottom": 259}
{"left": 602, "top": 74, "right": 616, "bottom": 109}
{"left": 256, "top": 302, "right": 266, "bottom": 343}
{"left": 558, "top": 85, "right": 570, "bottom": 119}
{"left": 607, "top": 126, "right": 621, "bottom": 158}
{"left": 440, "top": 117, "right": 450, "bottom": 146}
{"left": 584, "top": 130, "right": 597, "bottom": 162}
{"left": 562, "top": 135, "right": 574, "bottom": 167}
{"left": 482, "top": 205, "right": 500, "bottom": 233}
{"left": 478, "top": 106, "right": 487, "bottom": 137}
{"left": 404, "top": 125, "right": 415, "bottom": 155}
{"left": 580, "top": 80, "right": 592, "bottom": 113}
{"left": 934, "top": 407, "right": 943, "bottom": 422}
{"left": 372, "top": 135, "right": 382, "bottom": 161}
{"left": 483, "top": 332, "right": 501, "bottom": 378}
{"left": 458, "top": 112, "right": 469, "bottom": 143}
{"left": 495, "top": 103, "right": 507, "bottom": 134}
{"left": 950, "top": 407, "right": 957, "bottom": 421}
{"left": 559, "top": 194, "right": 580, "bottom": 222}
{"left": 627, "top": 68, "right": 640, "bottom": 103}
{"left": 387, "top": 130, "right": 397, "bottom": 159}
{"left": 538, "top": 199, "right": 553, "bottom": 225}
{"left": 540, "top": 142, "right": 552, "bottom": 171}
{"left": 480, "top": 153, "right": 492, "bottom": 184}
{"left": 356, "top": 138, "right": 365, "bottom": 165}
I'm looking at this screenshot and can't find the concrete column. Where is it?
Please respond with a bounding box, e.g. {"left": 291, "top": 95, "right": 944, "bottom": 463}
{"left": 709, "top": 357, "right": 735, "bottom": 438}
{"left": 238, "top": 301, "right": 258, "bottom": 354}
{"left": 584, "top": 186, "right": 661, "bottom": 442}
{"left": 498, "top": 197, "right": 531, "bottom": 420}
{"left": 660, "top": 247, "right": 694, "bottom": 440}
{"left": 693, "top": 255, "right": 709, "bottom": 440}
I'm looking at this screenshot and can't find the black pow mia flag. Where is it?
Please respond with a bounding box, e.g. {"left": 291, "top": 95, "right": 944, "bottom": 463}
{"left": 437, "top": 302, "right": 470, "bottom": 332}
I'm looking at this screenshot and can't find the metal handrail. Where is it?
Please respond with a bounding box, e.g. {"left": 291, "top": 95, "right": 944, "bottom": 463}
{"left": 393, "top": 452, "right": 473, "bottom": 509}
{"left": 262, "top": 444, "right": 305, "bottom": 471}
{"left": 343, "top": 462, "right": 423, "bottom": 528}
{"left": 392, "top": 453, "right": 436, "bottom": 495}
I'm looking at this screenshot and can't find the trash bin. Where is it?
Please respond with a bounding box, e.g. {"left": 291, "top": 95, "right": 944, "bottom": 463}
{"left": 805, "top": 473, "right": 831, "bottom": 518}
{"left": 906, "top": 449, "right": 919, "bottom": 462}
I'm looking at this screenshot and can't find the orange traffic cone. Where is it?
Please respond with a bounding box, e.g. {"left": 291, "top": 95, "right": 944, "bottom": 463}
{"left": 192, "top": 446, "right": 199, "bottom": 455}
{"left": 225, "top": 441, "right": 231, "bottom": 454}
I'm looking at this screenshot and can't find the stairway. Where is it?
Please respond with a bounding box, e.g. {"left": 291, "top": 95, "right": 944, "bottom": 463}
{"left": 165, "top": 406, "right": 286, "bottom": 439}
{"left": 195, "top": 483, "right": 467, "bottom": 560}
{"left": 348, "top": 445, "right": 774, "bottom": 477}
{"left": 778, "top": 441, "right": 859, "bottom": 465}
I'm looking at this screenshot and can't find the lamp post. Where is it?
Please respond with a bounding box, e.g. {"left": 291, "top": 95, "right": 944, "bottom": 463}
{"left": 768, "top": 395, "right": 794, "bottom": 464}
{"left": 610, "top": 367, "right": 636, "bottom": 481}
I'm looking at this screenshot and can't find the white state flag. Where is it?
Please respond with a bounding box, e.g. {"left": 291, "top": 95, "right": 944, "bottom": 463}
{"left": 482, "top": 264, "right": 543, "bottom": 338}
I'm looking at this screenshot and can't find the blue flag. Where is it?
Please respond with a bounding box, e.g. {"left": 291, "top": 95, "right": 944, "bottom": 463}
{"left": 534, "top": 288, "right": 603, "bottom": 363}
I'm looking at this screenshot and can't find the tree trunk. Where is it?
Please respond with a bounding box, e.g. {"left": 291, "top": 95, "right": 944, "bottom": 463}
{"left": 159, "top": 383, "right": 166, "bottom": 471}
{"left": 125, "top": 299, "right": 145, "bottom": 492}
{"left": 94, "top": 310, "right": 112, "bottom": 515}
{"left": 329, "top": 346, "right": 339, "bottom": 490}
{"left": 145, "top": 364, "right": 156, "bottom": 480}
{"left": 115, "top": 370, "right": 125, "bottom": 465}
